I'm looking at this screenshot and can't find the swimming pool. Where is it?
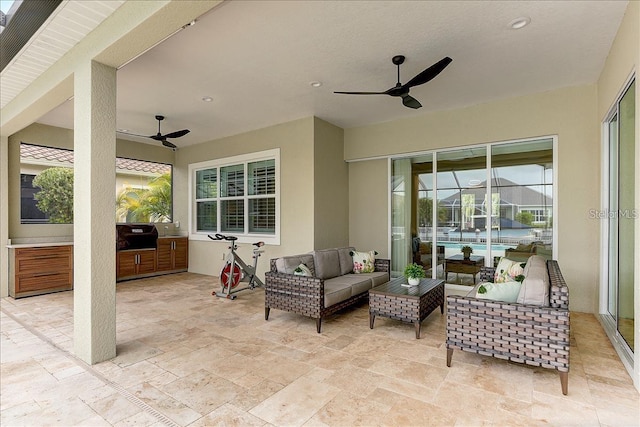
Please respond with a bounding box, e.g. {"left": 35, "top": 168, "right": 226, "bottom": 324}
{"left": 438, "top": 242, "right": 513, "bottom": 251}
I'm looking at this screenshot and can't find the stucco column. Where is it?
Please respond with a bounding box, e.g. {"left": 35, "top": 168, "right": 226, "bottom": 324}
{"left": 0, "top": 136, "right": 8, "bottom": 297}
{"left": 73, "top": 60, "right": 117, "bottom": 364}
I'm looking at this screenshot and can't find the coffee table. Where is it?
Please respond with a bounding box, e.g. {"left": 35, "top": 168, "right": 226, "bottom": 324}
{"left": 444, "top": 254, "right": 484, "bottom": 284}
{"left": 368, "top": 277, "right": 445, "bottom": 339}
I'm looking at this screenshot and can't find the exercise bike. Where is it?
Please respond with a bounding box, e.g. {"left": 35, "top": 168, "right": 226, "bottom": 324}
{"left": 208, "top": 233, "right": 265, "bottom": 300}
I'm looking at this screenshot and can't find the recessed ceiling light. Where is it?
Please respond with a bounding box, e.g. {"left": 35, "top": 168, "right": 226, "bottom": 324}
{"left": 509, "top": 17, "right": 531, "bottom": 29}
{"left": 202, "top": 96, "right": 213, "bottom": 102}
{"left": 182, "top": 20, "right": 196, "bottom": 29}
{"left": 310, "top": 81, "right": 322, "bottom": 88}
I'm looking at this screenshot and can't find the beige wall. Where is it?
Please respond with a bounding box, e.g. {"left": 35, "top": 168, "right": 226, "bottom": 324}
{"left": 346, "top": 85, "right": 600, "bottom": 313}
{"left": 597, "top": 1, "right": 638, "bottom": 120}
{"left": 174, "top": 117, "right": 316, "bottom": 278}
{"left": 348, "top": 159, "right": 389, "bottom": 258}
{"left": 7, "top": 123, "right": 174, "bottom": 239}
{"left": 313, "top": 117, "right": 348, "bottom": 250}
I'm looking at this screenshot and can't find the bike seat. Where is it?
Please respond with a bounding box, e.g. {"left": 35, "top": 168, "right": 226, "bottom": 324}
{"left": 208, "top": 233, "right": 238, "bottom": 241}
{"left": 253, "top": 241, "right": 265, "bottom": 247}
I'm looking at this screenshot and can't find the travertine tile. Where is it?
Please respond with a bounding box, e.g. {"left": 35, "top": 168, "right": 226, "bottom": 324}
{"left": 160, "top": 368, "right": 244, "bottom": 415}
{"left": 2, "top": 273, "right": 638, "bottom": 427}
{"left": 531, "top": 390, "right": 601, "bottom": 426}
{"left": 308, "top": 390, "right": 393, "bottom": 427}
{"left": 249, "top": 376, "right": 340, "bottom": 426}
{"left": 192, "top": 402, "right": 267, "bottom": 427}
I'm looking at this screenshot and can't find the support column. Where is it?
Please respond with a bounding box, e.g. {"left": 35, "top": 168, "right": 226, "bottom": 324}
{"left": 73, "top": 60, "right": 117, "bottom": 364}
{"left": 0, "top": 136, "right": 8, "bottom": 297}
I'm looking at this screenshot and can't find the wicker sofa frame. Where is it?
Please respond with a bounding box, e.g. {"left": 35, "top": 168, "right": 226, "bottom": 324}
{"left": 446, "top": 260, "right": 570, "bottom": 395}
{"left": 265, "top": 258, "right": 390, "bottom": 333}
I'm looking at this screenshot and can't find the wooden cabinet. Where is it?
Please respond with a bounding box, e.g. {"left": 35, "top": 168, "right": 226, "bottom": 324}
{"left": 9, "top": 245, "right": 73, "bottom": 298}
{"left": 116, "top": 236, "right": 187, "bottom": 281}
{"left": 116, "top": 249, "right": 157, "bottom": 280}
{"left": 156, "top": 237, "right": 188, "bottom": 272}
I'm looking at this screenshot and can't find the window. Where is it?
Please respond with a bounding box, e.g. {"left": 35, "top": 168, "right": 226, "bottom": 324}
{"left": 519, "top": 209, "right": 548, "bottom": 224}
{"left": 20, "top": 174, "right": 49, "bottom": 224}
{"left": 190, "top": 149, "right": 279, "bottom": 244}
{"left": 19, "top": 143, "right": 173, "bottom": 224}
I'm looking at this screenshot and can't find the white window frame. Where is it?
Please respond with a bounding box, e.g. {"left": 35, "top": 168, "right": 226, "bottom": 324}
{"left": 188, "top": 148, "right": 280, "bottom": 245}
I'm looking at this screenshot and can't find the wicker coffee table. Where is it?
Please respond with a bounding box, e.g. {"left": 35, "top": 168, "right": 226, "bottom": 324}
{"left": 369, "top": 277, "right": 445, "bottom": 339}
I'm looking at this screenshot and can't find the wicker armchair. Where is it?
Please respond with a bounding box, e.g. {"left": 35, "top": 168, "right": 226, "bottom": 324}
{"left": 265, "top": 258, "right": 390, "bottom": 333}
{"left": 446, "top": 260, "right": 570, "bottom": 395}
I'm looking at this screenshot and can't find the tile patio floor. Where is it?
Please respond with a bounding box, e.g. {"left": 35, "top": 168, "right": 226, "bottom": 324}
{"left": 1, "top": 272, "right": 639, "bottom": 426}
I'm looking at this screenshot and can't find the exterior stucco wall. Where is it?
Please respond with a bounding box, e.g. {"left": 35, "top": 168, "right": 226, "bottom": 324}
{"left": 346, "top": 85, "right": 599, "bottom": 313}
{"left": 174, "top": 117, "right": 315, "bottom": 279}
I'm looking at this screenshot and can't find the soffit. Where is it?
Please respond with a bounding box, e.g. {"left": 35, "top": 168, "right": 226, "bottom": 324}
{"left": 0, "top": 0, "right": 125, "bottom": 108}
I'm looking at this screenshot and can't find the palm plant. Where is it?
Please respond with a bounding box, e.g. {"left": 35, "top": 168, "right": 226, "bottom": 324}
{"left": 116, "top": 173, "right": 172, "bottom": 223}
{"left": 138, "top": 173, "right": 172, "bottom": 222}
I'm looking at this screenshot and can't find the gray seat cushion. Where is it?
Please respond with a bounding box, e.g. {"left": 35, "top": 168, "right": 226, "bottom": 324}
{"left": 337, "top": 247, "right": 355, "bottom": 275}
{"left": 323, "top": 278, "right": 354, "bottom": 307}
{"left": 313, "top": 249, "right": 341, "bottom": 280}
{"left": 355, "top": 271, "right": 388, "bottom": 289}
{"left": 275, "top": 254, "right": 315, "bottom": 275}
{"left": 517, "top": 255, "right": 550, "bottom": 306}
{"left": 324, "top": 274, "right": 374, "bottom": 299}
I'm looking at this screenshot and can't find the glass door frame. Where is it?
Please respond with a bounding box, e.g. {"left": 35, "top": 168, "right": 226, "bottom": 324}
{"left": 599, "top": 72, "right": 636, "bottom": 370}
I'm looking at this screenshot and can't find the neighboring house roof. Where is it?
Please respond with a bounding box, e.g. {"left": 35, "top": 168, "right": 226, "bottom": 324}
{"left": 440, "top": 178, "right": 552, "bottom": 207}
{"left": 20, "top": 143, "right": 170, "bottom": 174}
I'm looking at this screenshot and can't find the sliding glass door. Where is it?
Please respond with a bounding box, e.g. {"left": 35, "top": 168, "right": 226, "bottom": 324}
{"left": 606, "top": 78, "right": 635, "bottom": 355}
{"left": 436, "top": 148, "right": 487, "bottom": 284}
{"left": 490, "top": 140, "right": 553, "bottom": 265}
{"left": 391, "top": 137, "right": 555, "bottom": 285}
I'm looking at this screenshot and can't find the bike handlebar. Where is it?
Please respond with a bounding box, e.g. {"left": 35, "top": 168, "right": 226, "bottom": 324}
{"left": 208, "top": 234, "right": 264, "bottom": 248}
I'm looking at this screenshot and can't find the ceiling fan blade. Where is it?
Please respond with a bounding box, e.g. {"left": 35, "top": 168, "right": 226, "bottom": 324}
{"left": 334, "top": 91, "right": 388, "bottom": 95}
{"left": 403, "top": 57, "right": 452, "bottom": 89}
{"left": 162, "top": 129, "right": 190, "bottom": 139}
{"left": 401, "top": 94, "right": 422, "bottom": 109}
{"left": 161, "top": 139, "right": 177, "bottom": 149}
{"left": 117, "top": 130, "right": 149, "bottom": 138}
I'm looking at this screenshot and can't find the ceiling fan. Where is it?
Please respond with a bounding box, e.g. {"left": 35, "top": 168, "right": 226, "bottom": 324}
{"left": 334, "top": 55, "right": 452, "bottom": 109}
{"left": 118, "top": 115, "right": 189, "bottom": 149}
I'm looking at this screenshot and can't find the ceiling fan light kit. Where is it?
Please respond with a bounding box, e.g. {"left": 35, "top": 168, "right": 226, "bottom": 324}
{"left": 334, "top": 55, "right": 452, "bottom": 109}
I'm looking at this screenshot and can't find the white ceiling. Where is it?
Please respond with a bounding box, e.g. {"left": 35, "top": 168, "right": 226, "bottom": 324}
{"left": 31, "top": 0, "right": 629, "bottom": 148}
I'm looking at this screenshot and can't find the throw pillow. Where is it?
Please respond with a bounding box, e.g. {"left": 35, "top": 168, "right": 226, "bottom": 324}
{"left": 476, "top": 281, "right": 522, "bottom": 303}
{"left": 494, "top": 257, "right": 524, "bottom": 283}
{"left": 293, "top": 263, "right": 312, "bottom": 276}
{"left": 351, "top": 250, "right": 376, "bottom": 273}
{"left": 517, "top": 255, "right": 550, "bottom": 306}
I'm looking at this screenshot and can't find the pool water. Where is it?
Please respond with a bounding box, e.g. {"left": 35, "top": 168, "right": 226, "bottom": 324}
{"left": 439, "top": 242, "right": 513, "bottom": 251}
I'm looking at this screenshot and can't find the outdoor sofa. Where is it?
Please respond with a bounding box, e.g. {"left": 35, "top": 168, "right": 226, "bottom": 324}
{"left": 503, "top": 241, "right": 552, "bottom": 263}
{"left": 446, "top": 256, "right": 570, "bottom": 395}
{"left": 265, "top": 247, "right": 390, "bottom": 333}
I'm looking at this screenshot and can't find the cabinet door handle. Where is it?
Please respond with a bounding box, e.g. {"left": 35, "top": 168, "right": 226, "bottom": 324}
{"left": 33, "top": 272, "right": 57, "bottom": 277}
